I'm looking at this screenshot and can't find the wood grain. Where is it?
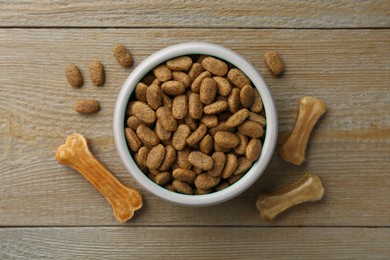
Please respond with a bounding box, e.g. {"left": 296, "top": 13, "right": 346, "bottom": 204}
{"left": 0, "top": 29, "right": 389, "bottom": 226}
{"left": 0, "top": 0, "right": 389, "bottom": 28}
{"left": 1, "top": 227, "right": 389, "bottom": 259}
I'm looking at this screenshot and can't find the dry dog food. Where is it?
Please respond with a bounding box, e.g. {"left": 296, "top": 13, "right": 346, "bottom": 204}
{"left": 125, "top": 55, "right": 267, "bottom": 195}
{"left": 113, "top": 43, "right": 133, "bottom": 67}
{"left": 73, "top": 99, "right": 100, "bottom": 114}
{"left": 89, "top": 60, "right": 105, "bottom": 86}
{"left": 65, "top": 64, "right": 83, "bottom": 88}
{"left": 264, "top": 51, "right": 284, "bottom": 76}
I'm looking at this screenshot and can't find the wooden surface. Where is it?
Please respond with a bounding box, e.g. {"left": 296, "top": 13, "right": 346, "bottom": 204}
{"left": 1, "top": 1, "right": 389, "bottom": 259}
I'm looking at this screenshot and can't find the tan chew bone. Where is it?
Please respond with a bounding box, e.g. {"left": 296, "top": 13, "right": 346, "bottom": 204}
{"left": 279, "top": 96, "right": 326, "bottom": 165}
{"left": 56, "top": 133, "right": 143, "bottom": 222}
{"left": 256, "top": 173, "right": 324, "bottom": 221}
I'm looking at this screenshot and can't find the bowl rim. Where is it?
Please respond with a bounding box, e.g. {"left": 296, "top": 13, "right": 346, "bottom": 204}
{"left": 113, "top": 42, "right": 278, "bottom": 206}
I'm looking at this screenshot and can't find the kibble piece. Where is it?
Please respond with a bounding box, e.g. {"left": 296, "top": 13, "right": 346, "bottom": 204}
{"left": 155, "top": 121, "right": 172, "bottom": 141}
{"left": 125, "top": 128, "right": 142, "bottom": 152}
{"left": 201, "top": 57, "right": 228, "bottom": 76}
{"left": 65, "top": 64, "right": 83, "bottom": 88}
{"left": 240, "top": 85, "right": 254, "bottom": 108}
{"left": 146, "top": 144, "right": 165, "bottom": 170}
{"left": 134, "top": 153, "right": 147, "bottom": 173}
{"left": 173, "top": 168, "right": 197, "bottom": 182}
{"left": 188, "top": 151, "right": 214, "bottom": 170}
{"left": 215, "top": 181, "right": 230, "bottom": 191}
{"left": 136, "top": 146, "right": 150, "bottom": 168}
{"left": 246, "top": 139, "right": 262, "bottom": 162}
{"left": 250, "top": 88, "right": 263, "bottom": 113}
{"left": 146, "top": 83, "right": 163, "bottom": 110}
{"left": 264, "top": 51, "right": 284, "bottom": 76}
{"left": 159, "top": 145, "right": 176, "bottom": 171}
{"left": 221, "top": 153, "right": 238, "bottom": 179}
{"left": 226, "top": 108, "right": 250, "bottom": 128}
{"left": 162, "top": 93, "right": 172, "bottom": 109}
{"left": 188, "top": 93, "right": 203, "bottom": 119}
{"left": 188, "top": 63, "right": 205, "bottom": 82}
{"left": 129, "top": 101, "right": 156, "bottom": 124}
{"left": 191, "top": 71, "right": 211, "bottom": 93}
{"left": 227, "top": 68, "right": 250, "bottom": 88}
{"left": 213, "top": 76, "right": 231, "bottom": 97}
{"left": 73, "top": 99, "right": 100, "bottom": 114}
{"left": 127, "top": 115, "right": 144, "bottom": 130}
{"left": 203, "top": 100, "right": 229, "bottom": 115}
{"left": 248, "top": 112, "right": 266, "bottom": 127}
{"left": 199, "top": 78, "right": 217, "bottom": 105}
{"left": 228, "top": 88, "right": 240, "bottom": 113}
{"left": 208, "top": 152, "right": 226, "bottom": 177}
{"left": 186, "top": 124, "right": 207, "bottom": 147}
{"left": 112, "top": 43, "right": 133, "bottom": 67}
{"left": 166, "top": 56, "right": 193, "bottom": 71}
{"left": 89, "top": 60, "right": 105, "bottom": 86}
{"left": 172, "top": 71, "right": 191, "bottom": 88}
{"left": 194, "top": 173, "right": 220, "bottom": 190}
{"left": 228, "top": 173, "right": 244, "bottom": 184}
{"left": 234, "top": 132, "right": 248, "bottom": 155}
{"left": 200, "top": 115, "right": 219, "bottom": 128}
{"left": 238, "top": 120, "right": 264, "bottom": 138}
{"left": 172, "top": 124, "right": 192, "bottom": 150}
{"left": 177, "top": 148, "right": 192, "bottom": 169}
{"left": 214, "top": 131, "right": 240, "bottom": 149}
{"left": 172, "top": 95, "right": 188, "bottom": 120}
{"left": 154, "top": 172, "right": 172, "bottom": 186}
{"left": 172, "top": 180, "right": 193, "bottom": 195}
{"left": 184, "top": 114, "right": 198, "bottom": 131}
{"left": 234, "top": 157, "right": 252, "bottom": 175}
{"left": 136, "top": 124, "right": 160, "bottom": 147}
{"left": 156, "top": 107, "right": 178, "bottom": 132}
{"left": 199, "top": 134, "right": 214, "bottom": 155}
{"left": 153, "top": 64, "right": 172, "bottom": 82}
{"left": 161, "top": 80, "right": 186, "bottom": 96}
{"left": 193, "top": 167, "right": 202, "bottom": 174}
{"left": 135, "top": 82, "right": 148, "bottom": 102}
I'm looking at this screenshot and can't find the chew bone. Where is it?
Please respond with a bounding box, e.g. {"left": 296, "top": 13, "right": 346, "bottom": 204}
{"left": 256, "top": 173, "right": 324, "bottom": 221}
{"left": 279, "top": 96, "right": 326, "bottom": 165}
{"left": 56, "top": 133, "right": 143, "bottom": 222}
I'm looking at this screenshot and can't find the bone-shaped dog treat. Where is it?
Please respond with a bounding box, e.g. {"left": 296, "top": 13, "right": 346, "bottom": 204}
{"left": 56, "top": 133, "right": 143, "bottom": 223}
{"left": 256, "top": 173, "right": 324, "bottom": 221}
{"left": 279, "top": 96, "right": 326, "bottom": 165}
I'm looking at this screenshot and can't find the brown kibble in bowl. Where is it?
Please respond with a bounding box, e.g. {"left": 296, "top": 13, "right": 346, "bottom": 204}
{"left": 125, "top": 55, "right": 268, "bottom": 195}
{"left": 201, "top": 57, "right": 228, "bottom": 76}
{"left": 166, "top": 56, "right": 193, "bottom": 71}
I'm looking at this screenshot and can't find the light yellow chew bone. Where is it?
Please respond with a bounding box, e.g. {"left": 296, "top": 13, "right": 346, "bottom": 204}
{"left": 56, "top": 133, "right": 143, "bottom": 223}
{"left": 256, "top": 173, "right": 324, "bottom": 221}
{"left": 279, "top": 96, "right": 326, "bottom": 165}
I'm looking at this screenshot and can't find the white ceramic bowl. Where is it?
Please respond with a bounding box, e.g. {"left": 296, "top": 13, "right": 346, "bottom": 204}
{"left": 113, "top": 42, "right": 278, "bottom": 206}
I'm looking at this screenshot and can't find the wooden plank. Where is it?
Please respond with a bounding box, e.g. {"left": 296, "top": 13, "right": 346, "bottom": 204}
{"left": 1, "top": 227, "right": 389, "bottom": 259}
{"left": 0, "top": 29, "right": 389, "bottom": 226}
{"left": 0, "top": 0, "right": 389, "bottom": 28}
